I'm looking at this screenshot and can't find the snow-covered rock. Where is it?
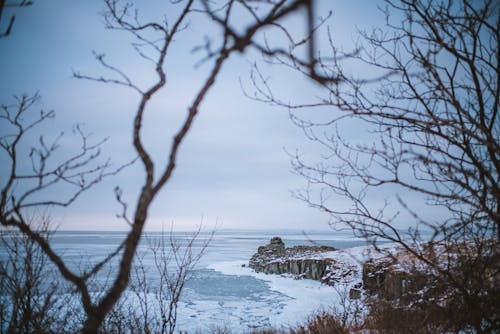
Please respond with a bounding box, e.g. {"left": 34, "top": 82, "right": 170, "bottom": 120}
{"left": 249, "top": 237, "right": 416, "bottom": 300}
{"left": 249, "top": 237, "right": 358, "bottom": 286}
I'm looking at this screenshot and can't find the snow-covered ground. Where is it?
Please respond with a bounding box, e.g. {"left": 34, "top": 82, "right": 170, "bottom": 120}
{"left": 176, "top": 245, "right": 393, "bottom": 332}
{"left": 206, "top": 260, "right": 341, "bottom": 330}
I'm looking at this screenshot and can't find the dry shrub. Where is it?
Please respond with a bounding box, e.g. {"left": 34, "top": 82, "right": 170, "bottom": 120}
{"left": 363, "top": 299, "right": 447, "bottom": 334}
{"left": 363, "top": 243, "right": 500, "bottom": 334}
{"left": 290, "top": 312, "right": 352, "bottom": 334}
{"left": 249, "top": 311, "right": 356, "bottom": 334}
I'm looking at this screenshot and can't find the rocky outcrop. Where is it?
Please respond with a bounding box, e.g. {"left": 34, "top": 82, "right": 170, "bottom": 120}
{"left": 249, "top": 237, "right": 358, "bottom": 286}
{"left": 362, "top": 258, "right": 394, "bottom": 293}
{"left": 362, "top": 254, "right": 426, "bottom": 301}
{"left": 249, "top": 237, "right": 427, "bottom": 301}
{"left": 254, "top": 257, "right": 334, "bottom": 281}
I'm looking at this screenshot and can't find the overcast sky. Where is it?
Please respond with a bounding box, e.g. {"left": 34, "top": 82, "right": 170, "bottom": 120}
{"left": 0, "top": 0, "right": 387, "bottom": 231}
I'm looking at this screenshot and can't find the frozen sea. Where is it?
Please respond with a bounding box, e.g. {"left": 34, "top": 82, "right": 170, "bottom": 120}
{"left": 8, "top": 230, "right": 377, "bottom": 332}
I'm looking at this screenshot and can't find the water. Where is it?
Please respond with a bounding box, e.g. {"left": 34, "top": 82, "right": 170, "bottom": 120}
{"left": 1, "top": 229, "right": 369, "bottom": 332}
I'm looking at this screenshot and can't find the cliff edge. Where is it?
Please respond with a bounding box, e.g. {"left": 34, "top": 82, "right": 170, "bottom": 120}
{"left": 248, "top": 237, "right": 359, "bottom": 286}
{"left": 248, "top": 237, "right": 416, "bottom": 301}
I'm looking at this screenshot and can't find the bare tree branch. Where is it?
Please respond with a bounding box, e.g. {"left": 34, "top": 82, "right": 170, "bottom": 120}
{"left": 254, "top": 0, "right": 499, "bottom": 331}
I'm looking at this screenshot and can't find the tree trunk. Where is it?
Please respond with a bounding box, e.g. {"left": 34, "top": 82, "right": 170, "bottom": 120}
{"left": 81, "top": 315, "right": 100, "bottom": 334}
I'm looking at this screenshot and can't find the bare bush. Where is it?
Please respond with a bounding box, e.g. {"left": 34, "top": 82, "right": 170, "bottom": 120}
{"left": 0, "top": 223, "right": 210, "bottom": 334}
{"left": 291, "top": 312, "right": 352, "bottom": 334}
{"left": 0, "top": 219, "right": 78, "bottom": 334}
{"left": 102, "top": 228, "right": 211, "bottom": 334}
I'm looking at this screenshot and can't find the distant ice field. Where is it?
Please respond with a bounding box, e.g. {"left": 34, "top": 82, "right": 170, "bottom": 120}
{"left": 1, "top": 230, "right": 384, "bottom": 332}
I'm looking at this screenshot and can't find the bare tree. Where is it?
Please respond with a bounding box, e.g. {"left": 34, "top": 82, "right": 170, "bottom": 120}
{"left": 102, "top": 228, "right": 211, "bottom": 334}
{"left": 0, "top": 1, "right": 321, "bottom": 333}
{"left": 0, "top": 0, "right": 33, "bottom": 38}
{"left": 0, "top": 216, "right": 78, "bottom": 334}
{"left": 0, "top": 220, "right": 209, "bottom": 334}
{"left": 251, "top": 0, "right": 500, "bottom": 332}
{"left": 0, "top": 93, "right": 123, "bottom": 333}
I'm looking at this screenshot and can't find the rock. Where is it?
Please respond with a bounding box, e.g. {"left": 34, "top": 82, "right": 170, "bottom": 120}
{"left": 382, "top": 267, "right": 408, "bottom": 300}
{"left": 349, "top": 288, "right": 362, "bottom": 299}
{"left": 270, "top": 236, "right": 285, "bottom": 249}
{"left": 249, "top": 237, "right": 341, "bottom": 285}
{"left": 257, "top": 246, "right": 267, "bottom": 254}
{"left": 362, "top": 255, "right": 424, "bottom": 301}
{"left": 270, "top": 236, "right": 281, "bottom": 243}
{"left": 362, "top": 258, "right": 393, "bottom": 293}
{"left": 249, "top": 237, "right": 434, "bottom": 301}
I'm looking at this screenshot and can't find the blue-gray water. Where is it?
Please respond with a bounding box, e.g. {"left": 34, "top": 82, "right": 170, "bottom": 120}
{"left": 1, "top": 229, "right": 373, "bottom": 332}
